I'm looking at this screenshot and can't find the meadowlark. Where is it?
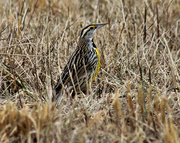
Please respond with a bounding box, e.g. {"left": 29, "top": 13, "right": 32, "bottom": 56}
{"left": 52, "top": 23, "right": 107, "bottom": 102}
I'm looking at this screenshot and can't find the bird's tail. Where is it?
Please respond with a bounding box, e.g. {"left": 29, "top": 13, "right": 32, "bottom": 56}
{"left": 52, "top": 82, "right": 62, "bottom": 102}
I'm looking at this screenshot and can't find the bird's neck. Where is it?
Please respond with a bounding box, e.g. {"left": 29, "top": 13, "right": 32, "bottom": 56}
{"left": 77, "top": 37, "right": 97, "bottom": 52}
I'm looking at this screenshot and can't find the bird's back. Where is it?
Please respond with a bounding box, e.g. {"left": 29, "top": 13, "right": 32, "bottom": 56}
{"left": 54, "top": 38, "right": 99, "bottom": 99}
{"left": 53, "top": 23, "right": 107, "bottom": 103}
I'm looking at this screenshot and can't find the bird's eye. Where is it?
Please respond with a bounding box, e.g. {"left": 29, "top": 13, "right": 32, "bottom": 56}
{"left": 90, "top": 26, "right": 97, "bottom": 29}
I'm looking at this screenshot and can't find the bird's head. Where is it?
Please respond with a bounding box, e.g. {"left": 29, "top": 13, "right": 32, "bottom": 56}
{"left": 80, "top": 23, "right": 107, "bottom": 41}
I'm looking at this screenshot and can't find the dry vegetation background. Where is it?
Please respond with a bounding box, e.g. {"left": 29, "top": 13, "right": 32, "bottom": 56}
{"left": 0, "top": 0, "right": 180, "bottom": 142}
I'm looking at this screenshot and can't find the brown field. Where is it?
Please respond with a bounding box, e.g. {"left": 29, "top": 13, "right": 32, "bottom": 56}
{"left": 0, "top": 0, "right": 180, "bottom": 142}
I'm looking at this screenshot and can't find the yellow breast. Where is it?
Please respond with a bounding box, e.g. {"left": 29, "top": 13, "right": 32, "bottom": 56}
{"left": 91, "top": 48, "right": 100, "bottom": 82}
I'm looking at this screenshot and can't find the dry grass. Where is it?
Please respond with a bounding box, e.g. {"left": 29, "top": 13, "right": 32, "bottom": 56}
{"left": 0, "top": 0, "right": 180, "bottom": 142}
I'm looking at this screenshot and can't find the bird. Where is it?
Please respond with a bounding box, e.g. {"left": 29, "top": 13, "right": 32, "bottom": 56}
{"left": 52, "top": 23, "right": 107, "bottom": 103}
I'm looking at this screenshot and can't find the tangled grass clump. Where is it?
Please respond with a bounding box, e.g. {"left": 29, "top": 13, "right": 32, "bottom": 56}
{"left": 0, "top": 0, "right": 179, "bottom": 142}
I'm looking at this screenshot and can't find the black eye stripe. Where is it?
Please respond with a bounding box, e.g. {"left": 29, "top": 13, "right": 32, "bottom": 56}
{"left": 80, "top": 25, "right": 96, "bottom": 37}
{"left": 83, "top": 28, "right": 92, "bottom": 37}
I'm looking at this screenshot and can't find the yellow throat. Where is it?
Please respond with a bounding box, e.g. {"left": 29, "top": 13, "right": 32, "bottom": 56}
{"left": 91, "top": 48, "right": 100, "bottom": 82}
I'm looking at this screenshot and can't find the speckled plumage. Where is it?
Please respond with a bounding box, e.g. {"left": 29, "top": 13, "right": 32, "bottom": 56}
{"left": 53, "top": 23, "right": 107, "bottom": 102}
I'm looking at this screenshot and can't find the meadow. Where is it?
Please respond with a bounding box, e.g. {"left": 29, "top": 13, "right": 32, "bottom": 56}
{"left": 0, "top": 0, "right": 179, "bottom": 142}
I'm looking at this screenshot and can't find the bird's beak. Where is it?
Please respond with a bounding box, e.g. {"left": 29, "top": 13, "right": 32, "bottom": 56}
{"left": 96, "top": 23, "right": 108, "bottom": 30}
